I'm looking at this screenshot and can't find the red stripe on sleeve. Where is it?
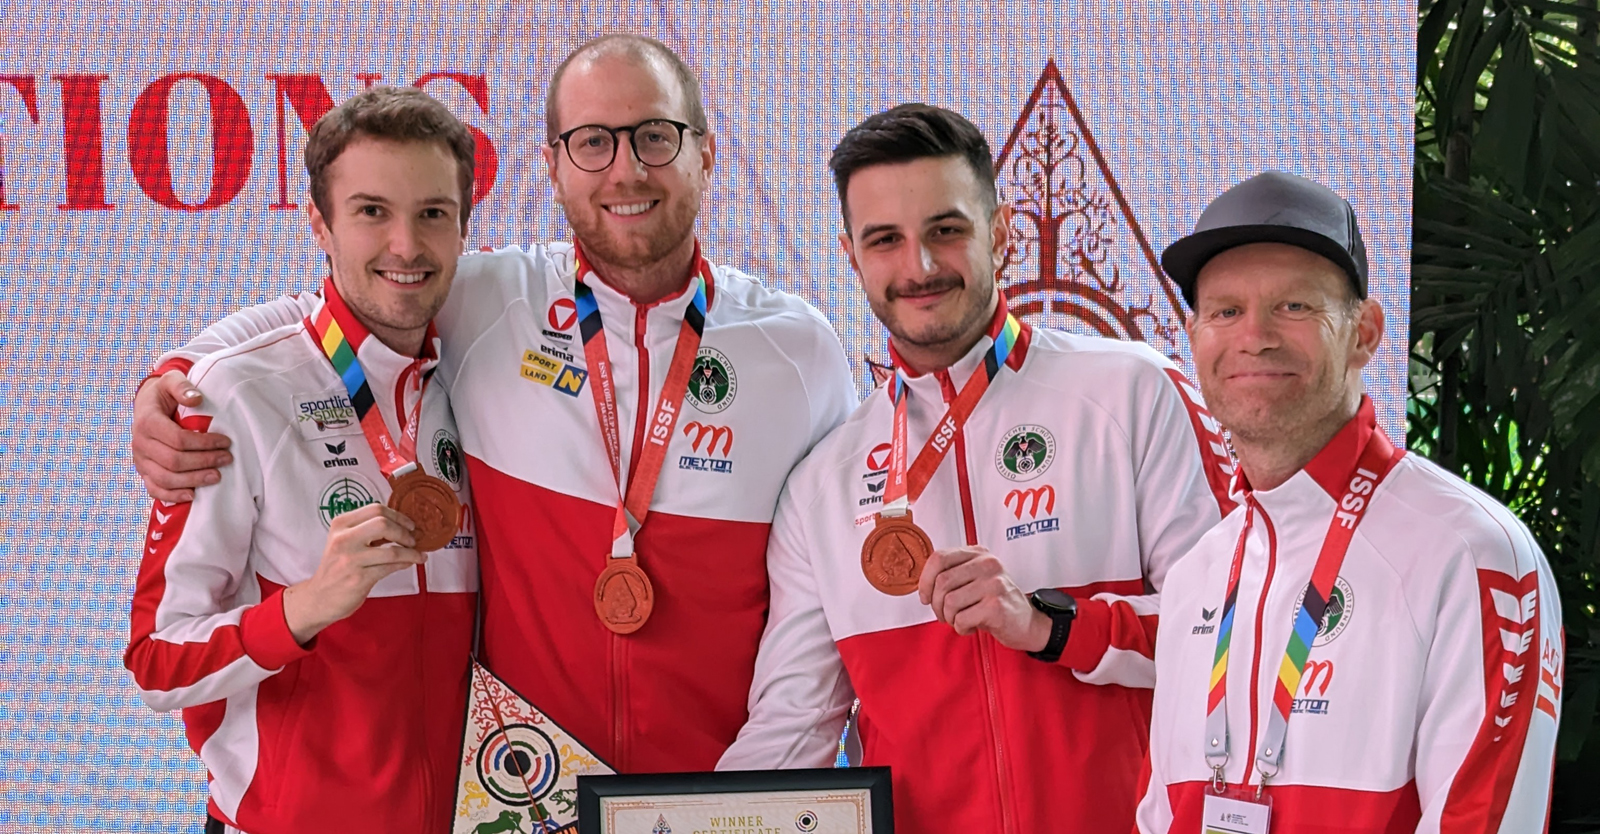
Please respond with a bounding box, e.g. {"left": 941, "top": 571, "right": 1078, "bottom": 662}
{"left": 123, "top": 414, "right": 253, "bottom": 695}
{"left": 1162, "top": 368, "right": 1237, "bottom": 517}
{"left": 1439, "top": 569, "right": 1543, "bottom": 834}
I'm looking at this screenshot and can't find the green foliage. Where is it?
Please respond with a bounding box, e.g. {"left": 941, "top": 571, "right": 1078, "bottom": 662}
{"left": 1414, "top": 0, "right": 1600, "bottom": 828}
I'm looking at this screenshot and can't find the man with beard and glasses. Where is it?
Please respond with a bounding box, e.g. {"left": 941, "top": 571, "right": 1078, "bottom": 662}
{"left": 1134, "top": 172, "right": 1562, "bottom": 834}
{"left": 123, "top": 87, "right": 478, "bottom": 833}
{"left": 717, "top": 103, "right": 1236, "bottom": 833}
{"left": 126, "top": 35, "right": 857, "bottom": 773}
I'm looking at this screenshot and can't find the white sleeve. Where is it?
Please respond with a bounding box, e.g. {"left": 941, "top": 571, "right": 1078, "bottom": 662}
{"left": 1412, "top": 527, "right": 1563, "bottom": 833}
{"left": 1065, "top": 363, "right": 1235, "bottom": 688}
{"left": 152, "top": 294, "right": 317, "bottom": 374}
{"left": 122, "top": 390, "right": 312, "bottom": 711}
{"left": 717, "top": 478, "right": 854, "bottom": 770}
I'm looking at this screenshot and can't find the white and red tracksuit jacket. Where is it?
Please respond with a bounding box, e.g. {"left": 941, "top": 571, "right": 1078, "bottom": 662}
{"left": 153, "top": 243, "right": 858, "bottom": 773}
{"left": 717, "top": 303, "right": 1237, "bottom": 834}
{"left": 1135, "top": 399, "right": 1564, "bottom": 834}
{"left": 126, "top": 283, "right": 478, "bottom": 833}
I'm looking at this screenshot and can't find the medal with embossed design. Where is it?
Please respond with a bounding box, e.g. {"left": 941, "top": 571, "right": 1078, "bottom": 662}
{"left": 387, "top": 467, "right": 461, "bottom": 552}
{"left": 863, "top": 308, "right": 1029, "bottom": 595}
{"left": 861, "top": 510, "right": 934, "bottom": 596}
{"left": 574, "top": 242, "right": 717, "bottom": 634}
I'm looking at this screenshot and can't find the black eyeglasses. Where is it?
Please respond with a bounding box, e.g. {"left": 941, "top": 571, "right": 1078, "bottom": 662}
{"left": 550, "top": 119, "right": 702, "bottom": 173}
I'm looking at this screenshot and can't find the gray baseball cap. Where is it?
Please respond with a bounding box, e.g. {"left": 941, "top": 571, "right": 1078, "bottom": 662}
{"left": 1161, "top": 170, "right": 1368, "bottom": 309}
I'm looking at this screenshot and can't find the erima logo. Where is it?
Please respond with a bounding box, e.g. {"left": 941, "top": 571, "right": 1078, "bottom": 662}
{"left": 322, "top": 440, "right": 359, "bottom": 469}
{"left": 1192, "top": 607, "right": 1218, "bottom": 635}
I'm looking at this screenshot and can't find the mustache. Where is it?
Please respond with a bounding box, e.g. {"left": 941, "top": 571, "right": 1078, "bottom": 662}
{"left": 886, "top": 274, "right": 964, "bottom": 301}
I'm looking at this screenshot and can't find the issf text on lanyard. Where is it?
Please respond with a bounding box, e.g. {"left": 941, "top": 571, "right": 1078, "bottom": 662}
{"left": 859, "top": 311, "right": 1028, "bottom": 596}
{"left": 572, "top": 247, "right": 713, "bottom": 634}
{"left": 1203, "top": 428, "right": 1401, "bottom": 797}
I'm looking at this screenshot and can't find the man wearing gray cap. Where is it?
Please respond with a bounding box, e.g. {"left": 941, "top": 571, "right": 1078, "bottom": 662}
{"left": 1135, "top": 171, "right": 1563, "bottom": 834}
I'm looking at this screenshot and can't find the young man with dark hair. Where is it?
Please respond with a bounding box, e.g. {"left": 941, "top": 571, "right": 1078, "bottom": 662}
{"left": 127, "top": 35, "right": 858, "bottom": 775}
{"left": 1135, "top": 171, "right": 1562, "bottom": 834}
{"left": 123, "top": 86, "right": 478, "bottom": 833}
{"left": 718, "top": 103, "right": 1237, "bottom": 833}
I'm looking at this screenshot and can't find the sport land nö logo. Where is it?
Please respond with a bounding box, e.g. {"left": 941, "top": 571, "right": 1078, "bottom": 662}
{"left": 995, "top": 425, "right": 1056, "bottom": 482}
{"left": 318, "top": 476, "right": 377, "bottom": 526}
{"left": 686, "top": 347, "right": 737, "bottom": 413}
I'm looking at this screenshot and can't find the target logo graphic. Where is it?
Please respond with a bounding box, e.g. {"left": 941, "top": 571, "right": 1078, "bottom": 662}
{"left": 795, "top": 811, "right": 818, "bottom": 832}
{"left": 476, "top": 723, "right": 560, "bottom": 805}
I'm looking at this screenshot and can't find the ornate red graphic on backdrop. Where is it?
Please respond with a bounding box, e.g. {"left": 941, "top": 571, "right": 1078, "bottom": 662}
{"left": 995, "top": 60, "right": 1186, "bottom": 362}
{"left": 866, "top": 61, "right": 1187, "bottom": 386}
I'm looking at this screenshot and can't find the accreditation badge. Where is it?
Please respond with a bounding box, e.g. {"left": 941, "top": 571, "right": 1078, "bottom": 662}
{"left": 1201, "top": 788, "right": 1272, "bottom": 834}
{"left": 454, "top": 661, "right": 614, "bottom": 832}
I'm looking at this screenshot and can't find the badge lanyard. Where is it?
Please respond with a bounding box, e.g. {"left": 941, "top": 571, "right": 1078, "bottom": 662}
{"left": 307, "top": 281, "right": 434, "bottom": 479}
{"left": 572, "top": 243, "right": 713, "bottom": 632}
{"left": 1204, "top": 426, "right": 1402, "bottom": 795}
{"left": 881, "top": 309, "right": 1029, "bottom": 517}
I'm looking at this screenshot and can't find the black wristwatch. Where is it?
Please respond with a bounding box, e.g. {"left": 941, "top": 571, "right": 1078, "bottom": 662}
{"left": 1027, "top": 589, "right": 1077, "bottom": 663}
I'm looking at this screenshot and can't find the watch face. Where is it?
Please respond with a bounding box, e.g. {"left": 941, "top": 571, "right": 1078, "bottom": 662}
{"left": 1032, "top": 589, "right": 1076, "bottom": 615}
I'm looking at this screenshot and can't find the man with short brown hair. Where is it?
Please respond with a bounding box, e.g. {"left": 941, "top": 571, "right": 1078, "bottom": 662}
{"left": 128, "top": 35, "right": 858, "bottom": 777}
{"left": 1135, "top": 171, "right": 1563, "bottom": 834}
{"left": 124, "top": 86, "right": 478, "bottom": 834}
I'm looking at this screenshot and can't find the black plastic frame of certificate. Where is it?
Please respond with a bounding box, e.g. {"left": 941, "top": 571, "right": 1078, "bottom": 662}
{"left": 576, "top": 767, "right": 893, "bottom": 833}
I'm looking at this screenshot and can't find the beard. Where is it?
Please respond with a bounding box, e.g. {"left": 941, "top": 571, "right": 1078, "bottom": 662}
{"left": 564, "top": 187, "right": 701, "bottom": 272}
{"left": 1204, "top": 358, "right": 1345, "bottom": 447}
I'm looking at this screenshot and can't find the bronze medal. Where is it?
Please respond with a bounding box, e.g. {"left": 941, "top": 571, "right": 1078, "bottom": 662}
{"left": 860, "top": 510, "right": 933, "bottom": 596}
{"left": 387, "top": 468, "right": 461, "bottom": 552}
{"left": 594, "top": 556, "right": 655, "bottom": 634}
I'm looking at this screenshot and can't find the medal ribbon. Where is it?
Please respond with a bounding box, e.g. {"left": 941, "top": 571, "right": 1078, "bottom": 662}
{"left": 881, "top": 306, "right": 1028, "bottom": 517}
{"left": 1203, "top": 420, "right": 1402, "bottom": 788}
{"left": 571, "top": 243, "right": 713, "bottom": 559}
{"left": 306, "top": 279, "right": 435, "bottom": 479}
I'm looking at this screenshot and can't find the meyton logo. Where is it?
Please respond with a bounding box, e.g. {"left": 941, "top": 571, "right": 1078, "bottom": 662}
{"left": 1291, "top": 659, "right": 1334, "bottom": 715}
{"left": 679, "top": 421, "right": 733, "bottom": 474}
{"left": 1003, "top": 485, "right": 1059, "bottom": 540}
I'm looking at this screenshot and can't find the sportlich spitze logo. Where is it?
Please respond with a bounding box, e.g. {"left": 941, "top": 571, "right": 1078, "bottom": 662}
{"left": 1293, "top": 576, "right": 1355, "bottom": 647}
{"left": 318, "top": 476, "right": 377, "bottom": 526}
{"left": 996, "top": 425, "right": 1056, "bottom": 481}
{"left": 686, "top": 347, "right": 737, "bottom": 413}
{"left": 433, "top": 429, "right": 463, "bottom": 487}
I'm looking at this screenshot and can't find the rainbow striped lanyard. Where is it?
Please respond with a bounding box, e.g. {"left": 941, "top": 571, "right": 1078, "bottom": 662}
{"left": 1203, "top": 425, "right": 1400, "bottom": 794}
{"left": 881, "top": 309, "right": 1027, "bottom": 516}
{"left": 307, "top": 286, "right": 434, "bottom": 479}
{"left": 570, "top": 244, "right": 711, "bottom": 559}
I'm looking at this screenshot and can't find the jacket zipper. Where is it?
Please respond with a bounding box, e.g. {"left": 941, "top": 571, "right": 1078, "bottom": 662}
{"left": 937, "top": 371, "right": 1015, "bottom": 834}
{"left": 609, "top": 306, "right": 652, "bottom": 770}
{"left": 1239, "top": 500, "right": 1278, "bottom": 790}
{"left": 396, "top": 365, "right": 434, "bottom": 822}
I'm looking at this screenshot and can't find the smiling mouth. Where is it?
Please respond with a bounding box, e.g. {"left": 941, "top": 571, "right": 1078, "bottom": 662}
{"left": 605, "top": 200, "right": 660, "bottom": 217}
{"left": 376, "top": 269, "right": 432, "bottom": 285}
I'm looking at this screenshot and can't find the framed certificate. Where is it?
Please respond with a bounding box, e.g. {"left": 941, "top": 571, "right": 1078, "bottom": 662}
{"left": 576, "top": 767, "right": 893, "bottom": 834}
